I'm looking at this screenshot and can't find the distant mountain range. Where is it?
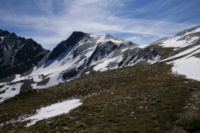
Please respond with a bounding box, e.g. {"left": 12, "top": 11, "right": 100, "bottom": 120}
{"left": 0, "top": 25, "right": 200, "bottom": 102}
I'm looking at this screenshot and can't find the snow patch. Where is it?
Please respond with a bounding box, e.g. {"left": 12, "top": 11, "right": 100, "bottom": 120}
{"left": 23, "top": 99, "right": 82, "bottom": 127}
{"left": 181, "top": 27, "right": 200, "bottom": 37}
{"left": 147, "top": 56, "right": 160, "bottom": 64}
{"left": 120, "top": 46, "right": 137, "bottom": 52}
{"left": 0, "top": 36, "right": 4, "bottom": 44}
{"left": 93, "top": 56, "right": 122, "bottom": 71}
{"left": 193, "top": 27, "right": 200, "bottom": 33}
{"left": 160, "top": 36, "right": 199, "bottom": 48}
{"left": 31, "top": 72, "right": 61, "bottom": 89}
{"left": 137, "top": 44, "right": 149, "bottom": 48}
{"left": 172, "top": 56, "right": 200, "bottom": 81}
{"left": 91, "top": 34, "right": 124, "bottom": 45}
{"left": 0, "top": 82, "right": 23, "bottom": 103}
{"left": 11, "top": 74, "right": 25, "bottom": 82}
{"left": 162, "top": 45, "right": 200, "bottom": 62}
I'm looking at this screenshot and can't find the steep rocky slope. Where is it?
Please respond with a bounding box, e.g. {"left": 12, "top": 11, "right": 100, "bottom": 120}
{"left": 0, "top": 30, "right": 49, "bottom": 80}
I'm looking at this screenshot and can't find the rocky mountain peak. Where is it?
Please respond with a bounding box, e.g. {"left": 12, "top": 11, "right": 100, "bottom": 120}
{"left": 0, "top": 29, "right": 49, "bottom": 79}
{"left": 0, "top": 29, "right": 9, "bottom": 36}
{"left": 65, "top": 31, "right": 90, "bottom": 47}
{"left": 70, "top": 31, "right": 89, "bottom": 39}
{"left": 104, "top": 34, "right": 117, "bottom": 39}
{"left": 47, "top": 31, "right": 89, "bottom": 61}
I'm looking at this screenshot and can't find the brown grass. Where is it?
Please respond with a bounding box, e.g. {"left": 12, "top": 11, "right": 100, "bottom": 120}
{"left": 0, "top": 63, "right": 200, "bottom": 133}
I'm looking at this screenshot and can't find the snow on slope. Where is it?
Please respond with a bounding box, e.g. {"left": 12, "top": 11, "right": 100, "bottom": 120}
{"left": 147, "top": 55, "right": 160, "bottom": 64}
{"left": 91, "top": 34, "right": 125, "bottom": 45}
{"left": 170, "top": 44, "right": 200, "bottom": 81}
{"left": 162, "top": 36, "right": 198, "bottom": 48}
{"left": 0, "top": 82, "right": 23, "bottom": 103}
{"left": 93, "top": 55, "right": 123, "bottom": 71}
{"left": 0, "top": 99, "right": 82, "bottom": 127}
{"left": 159, "top": 26, "right": 200, "bottom": 48}
{"left": 137, "top": 44, "right": 150, "bottom": 48}
{"left": 159, "top": 26, "right": 200, "bottom": 81}
{"left": 172, "top": 56, "right": 200, "bottom": 81}
{"left": 162, "top": 45, "right": 200, "bottom": 62}
{"left": 23, "top": 99, "right": 82, "bottom": 127}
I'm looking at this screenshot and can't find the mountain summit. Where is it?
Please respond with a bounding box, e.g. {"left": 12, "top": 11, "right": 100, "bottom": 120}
{"left": 47, "top": 31, "right": 89, "bottom": 61}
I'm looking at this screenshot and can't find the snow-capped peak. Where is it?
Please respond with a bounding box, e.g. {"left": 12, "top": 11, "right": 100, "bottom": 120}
{"left": 89, "top": 33, "right": 132, "bottom": 46}
{"left": 158, "top": 25, "right": 200, "bottom": 48}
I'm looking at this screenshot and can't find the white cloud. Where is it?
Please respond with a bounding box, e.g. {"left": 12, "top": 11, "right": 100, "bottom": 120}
{"left": 0, "top": 0, "right": 196, "bottom": 50}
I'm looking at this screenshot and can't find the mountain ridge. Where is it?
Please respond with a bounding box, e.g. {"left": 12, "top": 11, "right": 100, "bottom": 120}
{"left": 0, "top": 29, "right": 161, "bottom": 102}
{"left": 0, "top": 25, "right": 200, "bottom": 103}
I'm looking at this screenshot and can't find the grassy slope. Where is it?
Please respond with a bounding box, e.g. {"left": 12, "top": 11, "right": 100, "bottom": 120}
{"left": 0, "top": 63, "right": 200, "bottom": 133}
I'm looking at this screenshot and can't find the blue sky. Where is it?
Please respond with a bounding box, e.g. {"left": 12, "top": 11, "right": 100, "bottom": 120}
{"left": 0, "top": 0, "right": 200, "bottom": 50}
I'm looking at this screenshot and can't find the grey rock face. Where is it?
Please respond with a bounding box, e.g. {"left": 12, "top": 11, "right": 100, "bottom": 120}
{"left": 47, "top": 31, "right": 89, "bottom": 61}
{"left": 56, "top": 33, "right": 160, "bottom": 80}
{"left": 0, "top": 29, "right": 50, "bottom": 79}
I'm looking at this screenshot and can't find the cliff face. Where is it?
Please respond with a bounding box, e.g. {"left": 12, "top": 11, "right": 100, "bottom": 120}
{"left": 0, "top": 29, "right": 50, "bottom": 79}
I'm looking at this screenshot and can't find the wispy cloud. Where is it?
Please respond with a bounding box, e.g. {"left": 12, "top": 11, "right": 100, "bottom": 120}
{"left": 0, "top": 0, "right": 199, "bottom": 49}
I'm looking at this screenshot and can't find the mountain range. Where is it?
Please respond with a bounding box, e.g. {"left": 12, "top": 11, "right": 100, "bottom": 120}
{"left": 0, "top": 29, "right": 162, "bottom": 102}
{"left": 0, "top": 25, "right": 200, "bottom": 132}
